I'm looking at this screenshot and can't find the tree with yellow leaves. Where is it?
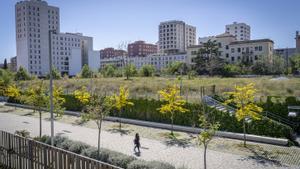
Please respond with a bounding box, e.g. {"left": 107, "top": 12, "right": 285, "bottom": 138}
{"left": 51, "top": 85, "right": 66, "bottom": 117}
{"left": 5, "top": 84, "right": 21, "bottom": 108}
{"left": 224, "top": 83, "right": 263, "bottom": 147}
{"left": 24, "top": 81, "right": 48, "bottom": 137}
{"left": 112, "top": 86, "right": 134, "bottom": 131}
{"left": 74, "top": 87, "right": 113, "bottom": 157}
{"left": 158, "top": 84, "right": 188, "bottom": 135}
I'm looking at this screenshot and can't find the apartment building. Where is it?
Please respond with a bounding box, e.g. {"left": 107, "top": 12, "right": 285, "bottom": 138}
{"left": 128, "top": 41, "right": 157, "bottom": 57}
{"left": 99, "top": 56, "right": 125, "bottom": 69}
{"left": 128, "top": 54, "right": 187, "bottom": 71}
{"left": 225, "top": 22, "right": 251, "bottom": 41}
{"left": 158, "top": 20, "right": 196, "bottom": 54}
{"left": 100, "top": 48, "right": 127, "bottom": 59}
{"left": 191, "top": 33, "right": 273, "bottom": 64}
{"left": 15, "top": 0, "right": 99, "bottom": 76}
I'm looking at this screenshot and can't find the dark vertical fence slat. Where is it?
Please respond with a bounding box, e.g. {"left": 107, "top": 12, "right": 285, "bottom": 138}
{"left": 0, "top": 130, "right": 121, "bottom": 169}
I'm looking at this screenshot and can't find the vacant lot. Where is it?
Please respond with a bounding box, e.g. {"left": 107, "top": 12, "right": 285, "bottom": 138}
{"left": 19, "top": 76, "right": 300, "bottom": 102}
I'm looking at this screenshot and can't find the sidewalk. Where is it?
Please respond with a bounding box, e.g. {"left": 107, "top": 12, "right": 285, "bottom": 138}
{"left": 0, "top": 112, "right": 297, "bottom": 169}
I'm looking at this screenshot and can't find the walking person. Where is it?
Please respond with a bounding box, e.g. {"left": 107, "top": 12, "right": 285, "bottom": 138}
{"left": 133, "top": 133, "right": 141, "bottom": 154}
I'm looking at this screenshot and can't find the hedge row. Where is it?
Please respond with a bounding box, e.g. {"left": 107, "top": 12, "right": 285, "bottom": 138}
{"left": 9, "top": 94, "right": 294, "bottom": 140}
{"left": 35, "top": 135, "right": 175, "bottom": 169}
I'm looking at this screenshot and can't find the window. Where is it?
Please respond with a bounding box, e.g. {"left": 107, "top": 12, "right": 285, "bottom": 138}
{"left": 231, "top": 48, "right": 235, "bottom": 53}
{"left": 237, "top": 48, "right": 241, "bottom": 53}
{"left": 259, "top": 46, "right": 263, "bottom": 51}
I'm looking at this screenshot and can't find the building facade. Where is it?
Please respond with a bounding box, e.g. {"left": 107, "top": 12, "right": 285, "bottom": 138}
{"left": 225, "top": 22, "right": 251, "bottom": 41}
{"left": 191, "top": 33, "right": 273, "bottom": 64}
{"left": 128, "top": 41, "right": 157, "bottom": 57}
{"left": 9, "top": 56, "right": 17, "bottom": 72}
{"left": 158, "top": 20, "right": 196, "bottom": 54}
{"left": 15, "top": 0, "right": 99, "bottom": 76}
{"left": 100, "top": 48, "right": 127, "bottom": 59}
{"left": 128, "top": 54, "right": 187, "bottom": 71}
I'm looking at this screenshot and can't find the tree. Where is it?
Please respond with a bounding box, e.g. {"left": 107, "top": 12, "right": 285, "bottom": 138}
{"left": 46, "top": 67, "right": 61, "bottom": 80}
{"left": 224, "top": 83, "right": 263, "bottom": 147}
{"left": 3, "top": 59, "right": 7, "bottom": 70}
{"left": 24, "top": 81, "right": 48, "bottom": 137}
{"left": 15, "top": 66, "right": 31, "bottom": 81}
{"left": 111, "top": 86, "right": 134, "bottom": 130}
{"left": 271, "top": 55, "right": 285, "bottom": 75}
{"left": 5, "top": 84, "right": 21, "bottom": 109}
{"left": 100, "top": 64, "right": 116, "bottom": 77}
{"left": 158, "top": 84, "right": 188, "bottom": 135}
{"left": 198, "top": 115, "right": 220, "bottom": 169}
{"left": 0, "top": 69, "right": 13, "bottom": 96}
{"left": 193, "top": 40, "right": 223, "bottom": 76}
{"left": 290, "top": 54, "right": 300, "bottom": 75}
{"left": 251, "top": 57, "right": 271, "bottom": 75}
{"left": 74, "top": 87, "right": 113, "bottom": 157}
{"left": 80, "top": 64, "right": 93, "bottom": 78}
{"left": 166, "top": 62, "right": 187, "bottom": 75}
{"left": 124, "top": 63, "right": 137, "bottom": 80}
{"left": 51, "top": 85, "right": 65, "bottom": 117}
{"left": 222, "top": 64, "right": 241, "bottom": 77}
{"left": 139, "top": 64, "right": 155, "bottom": 77}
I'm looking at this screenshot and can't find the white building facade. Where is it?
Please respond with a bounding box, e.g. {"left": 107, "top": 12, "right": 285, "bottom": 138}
{"left": 225, "top": 22, "right": 251, "bottom": 41}
{"left": 15, "top": 0, "right": 99, "bottom": 76}
{"left": 158, "top": 20, "right": 196, "bottom": 54}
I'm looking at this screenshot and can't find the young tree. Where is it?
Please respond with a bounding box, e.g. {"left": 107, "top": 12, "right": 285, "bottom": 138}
{"left": 5, "top": 84, "right": 21, "bottom": 109}
{"left": 0, "top": 69, "right": 13, "bottom": 96}
{"left": 74, "top": 87, "right": 113, "bottom": 157}
{"left": 51, "top": 85, "right": 66, "bottom": 117}
{"left": 80, "top": 64, "right": 93, "bottom": 78}
{"left": 3, "top": 59, "right": 8, "bottom": 70}
{"left": 158, "top": 84, "right": 188, "bottom": 135}
{"left": 24, "top": 81, "right": 48, "bottom": 137}
{"left": 271, "top": 55, "right": 285, "bottom": 75}
{"left": 290, "top": 54, "right": 300, "bottom": 74}
{"left": 15, "top": 66, "right": 31, "bottom": 81}
{"left": 224, "top": 83, "right": 263, "bottom": 147}
{"left": 111, "top": 86, "right": 134, "bottom": 131}
{"left": 139, "top": 64, "right": 155, "bottom": 77}
{"left": 100, "top": 64, "right": 116, "bottom": 77}
{"left": 124, "top": 63, "right": 137, "bottom": 80}
{"left": 198, "top": 115, "right": 220, "bottom": 169}
{"left": 46, "top": 67, "right": 61, "bottom": 80}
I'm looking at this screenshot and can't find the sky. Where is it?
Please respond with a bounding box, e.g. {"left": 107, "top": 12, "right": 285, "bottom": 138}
{"left": 0, "top": 0, "right": 299, "bottom": 62}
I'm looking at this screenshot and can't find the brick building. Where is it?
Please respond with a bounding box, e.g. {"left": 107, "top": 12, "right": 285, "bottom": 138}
{"left": 128, "top": 41, "right": 157, "bottom": 57}
{"left": 100, "top": 48, "right": 127, "bottom": 59}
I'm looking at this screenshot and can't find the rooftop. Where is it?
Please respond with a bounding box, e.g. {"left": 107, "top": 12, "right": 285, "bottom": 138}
{"left": 230, "top": 39, "right": 274, "bottom": 45}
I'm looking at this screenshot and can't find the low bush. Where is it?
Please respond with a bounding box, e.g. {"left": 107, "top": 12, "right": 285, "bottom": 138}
{"left": 33, "top": 135, "right": 50, "bottom": 143}
{"left": 45, "top": 135, "right": 68, "bottom": 146}
{"left": 127, "top": 160, "right": 175, "bottom": 169}
{"left": 57, "top": 139, "right": 74, "bottom": 150}
{"left": 68, "top": 141, "right": 89, "bottom": 154}
{"left": 107, "top": 151, "right": 136, "bottom": 168}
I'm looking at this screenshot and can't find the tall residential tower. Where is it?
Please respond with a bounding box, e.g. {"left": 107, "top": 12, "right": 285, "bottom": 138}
{"left": 158, "top": 20, "right": 196, "bottom": 54}
{"left": 225, "top": 22, "right": 251, "bottom": 41}
{"left": 15, "top": 0, "right": 99, "bottom": 76}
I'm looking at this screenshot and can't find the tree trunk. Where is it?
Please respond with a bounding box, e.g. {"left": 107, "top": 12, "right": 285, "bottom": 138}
{"left": 243, "top": 119, "right": 246, "bottom": 147}
{"left": 204, "top": 144, "right": 207, "bottom": 169}
{"left": 171, "top": 112, "right": 174, "bottom": 135}
{"left": 97, "top": 120, "right": 102, "bottom": 158}
{"left": 119, "top": 109, "right": 122, "bottom": 131}
{"left": 39, "top": 110, "right": 42, "bottom": 137}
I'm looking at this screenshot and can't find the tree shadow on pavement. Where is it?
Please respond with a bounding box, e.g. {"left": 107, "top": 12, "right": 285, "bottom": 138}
{"left": 72, "top": 119, "right": 87, "bottom": 126}
{"left": 163, "top": 134, "right": 194, "bottom": 148}
{"left": 106, "top": 128, "right": 133, "bottom": 136}
{"left": 238, "top": 144, "right": 285, "bottom": 167}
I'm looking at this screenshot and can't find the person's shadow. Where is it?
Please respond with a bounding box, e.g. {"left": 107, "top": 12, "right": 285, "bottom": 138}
{"left": 134, "top": 151, "right": 141, "bottom": 157}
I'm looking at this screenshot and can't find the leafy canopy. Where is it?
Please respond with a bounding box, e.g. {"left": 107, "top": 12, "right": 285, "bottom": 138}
{"left": 112, "top": 86, "right": 134, "bottom": 111}
{"left": 74, "top": 86, "right": 91, "bottom": 105}
{"left": 158, "top": 84, "right": 188, "bottom": 114}
{"left": 224, "top": 83, "right": 263, "bottom": 121}
{"left": 5, "top": 84, "right": 21, "bottom": 99}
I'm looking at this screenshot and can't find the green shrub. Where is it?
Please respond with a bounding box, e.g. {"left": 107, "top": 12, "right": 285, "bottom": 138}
{"left": 33, "top": 135, "right": 50, "bottom": 143}
{"left": 107, "top": 151, "right": 136, "bottom": 169}
{"left": 57, "top": 139, "right": 74, "bottom": 150}
{"left": 68, "top": 141, "right": 89, "bottom": 154}
{"left": 45, "top": 135, "right": 68, "bottom": 146}
{"left": 127, "top": 160, "right": 151, "bottom": 169}
{"left": 127, "top": 160, "right": 175, "bottom": 169}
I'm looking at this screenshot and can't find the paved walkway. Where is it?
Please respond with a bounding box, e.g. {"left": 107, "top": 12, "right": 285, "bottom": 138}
{"left": 0, "top": 112, "right": 298, "bottom": 169}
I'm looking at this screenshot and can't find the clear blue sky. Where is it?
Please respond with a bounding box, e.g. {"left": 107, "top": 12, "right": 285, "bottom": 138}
{"left": 0, "top": 0, "right": 299, "bottom": 62}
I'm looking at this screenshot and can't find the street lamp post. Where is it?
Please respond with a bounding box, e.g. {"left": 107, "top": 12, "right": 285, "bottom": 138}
{"left": 49, "top": 29, "right": 56, "bottom": 146}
